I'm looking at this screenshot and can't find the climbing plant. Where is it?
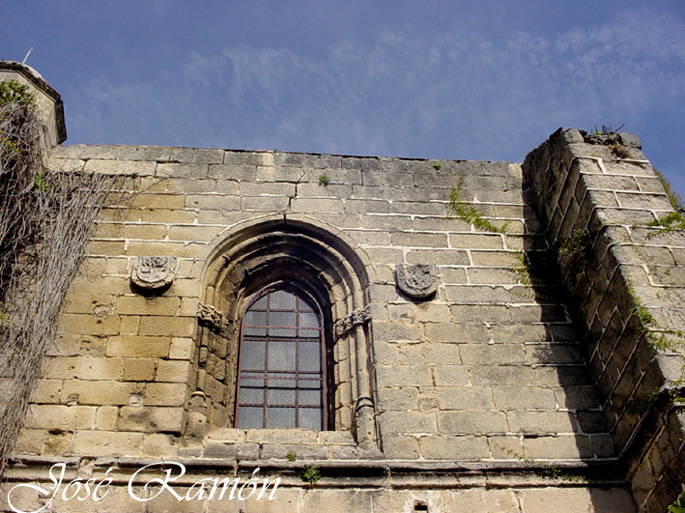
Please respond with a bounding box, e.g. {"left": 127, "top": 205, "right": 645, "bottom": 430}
{"left": 0, "top": 81, "right": 124, "bottom": 479}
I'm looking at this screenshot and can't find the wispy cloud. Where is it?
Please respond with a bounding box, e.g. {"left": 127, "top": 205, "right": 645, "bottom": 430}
{"left": 66, "top": 8, "right": 685, "bottom": 178}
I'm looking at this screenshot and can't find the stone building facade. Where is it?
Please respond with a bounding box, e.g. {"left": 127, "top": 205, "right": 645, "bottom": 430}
{"left": 0, "top": 62, "right": 683, "bottom": 512}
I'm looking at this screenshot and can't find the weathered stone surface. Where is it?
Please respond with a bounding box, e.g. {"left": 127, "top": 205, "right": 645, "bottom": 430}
{"left": 5, "top": 96, "right": 680, "bottom": 511}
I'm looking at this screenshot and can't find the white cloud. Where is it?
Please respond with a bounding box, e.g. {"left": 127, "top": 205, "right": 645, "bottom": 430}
{"left": 66, "top": 8, "right": 685, "bottom": 175}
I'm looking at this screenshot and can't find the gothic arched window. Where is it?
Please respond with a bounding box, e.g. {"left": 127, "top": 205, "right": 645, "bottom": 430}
{"left": 234, "top": 284, "right": 327, "bottom": 430}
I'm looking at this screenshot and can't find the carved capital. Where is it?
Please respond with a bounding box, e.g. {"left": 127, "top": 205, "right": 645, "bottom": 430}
{"left": 196, "top": 301, "right": 228, "bottom": 332}
{"left": 335, "top": 306, "right": 371, "bottom": 336}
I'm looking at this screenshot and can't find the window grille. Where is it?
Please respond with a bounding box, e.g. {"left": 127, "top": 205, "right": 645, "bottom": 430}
{"left": 235, "top": 286, "right": 326, "bottom": 430}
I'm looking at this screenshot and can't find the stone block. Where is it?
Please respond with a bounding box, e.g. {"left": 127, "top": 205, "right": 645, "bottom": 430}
{"left": 117, "top": 406, "right": 184, "bottom": 433}
{"left": 467, "top": 268, "right": 520, "bottom": 285}
{"left": 156, "top": 360, "right": 193, "bottom": 382}
{"left": 115, "top": 296, "right": 181, "bottom": 317}
{"left": 59, "top": 313, "right": 121, "bottom": 336}
{"left": 241, "top": 195, "right": 289, "bottom": 211}
{"left": 28, "top": 404, "right": 96, "bottom": 430}
{"left": 422, "top": 386, "right": 494, "bottom": 410}
{"left": 300, "top": 489, "right": 372, "bottom": 513}
{"left": 41, "top": 356, "right": 123, "bottom": 380}
{"left": 460, "top": 345, "right": 527, "bottom": 365}
{"left": 400, "top": 343, "right": 461, "bottom": 365}
{"left": 138, "top": 316, "right": 196, "bottom": 337}
{"left": 361, "top": 214, "right": 413, "bottom": 231}
{"left": 418, "top": 435, "right": 490, "bottom": 460}
{"left": 376, "top": 386, "right": 419, "bottom": 411}
{"left": 431, "top": 365, "right": 470, "bottom": 386}
{"left": 240, "top": 181, "right": 297, "bottom": 196}
{"left": 85, "top": 159, "right": 157, "bottom": 176}
{"left": 507, "top": 410, "right": 578, "bottom": 435}
{"left": 493, "top": 386, "right": 557, "bottom": 410}
{"left": 372, "top": 321, "right": 422, "bottom": 342}
{"left": 523, "top": 434, "right": 593, "bottom": 459}
{"left": 449, "top": 233, "right": 504, "bottom": 249}
{"left": 123, "top": 358, "right": 157, "bottom": 381}
{"left": 169, "top": 338, "right": 195, "bottom": 360}
{"left": 12, "top": 428, "right": 45, "bottom": 454}
{"left": 72, "top": 430, "right": 144, "bottom": 456}
{"left": 378, "top": 411, "right": 437, "bottom": 435}
{"left": 96, "top": 405, "right": 118, "bottom": 430}
{"left": 208, "top": 163, "right": 257, "bottom": 181}
{"left": 345, "top": 198, "right": 390, "bottom": 214}
{"left": 141, "top": 433, "right": 179, "bottom": 457}
{"left": 43, "top": 431, "right": 74, "bottom": 456}
{"left": 439, "top": 411, "right": 508, "bottom": 435}
{"left": 469, "top": 365, "right": 537, "bottom": 386}
{"left": 130, "top": 193, "right": 187, "bottom": 209}
{"left": 107, "top": 336, "right": 171, "bottom": 358}
{"left": 390, "top": 232, "right": 448, "bottom": 248}
{"left": 30, "top": 379, "right": 62, "bottom": 403}
{"left": 256, "top": 161, "right": 303, "bottom": 179}
{"left": 137, "top": 208, "right": 199, "bottom": 224}
{"left": 380, "top": 435, "right": 421, "bottom": 459}
{"left": 406, "top": 249, "right": 470, "bottom": 266}
{"left": 290, "top": 197, "right": 345, "bottom": 214}
{"left": 144, "top": 382, "right": 187, "bottom": 407}
{"left": 61, "top": 380, "right": 138, "bottom": 405}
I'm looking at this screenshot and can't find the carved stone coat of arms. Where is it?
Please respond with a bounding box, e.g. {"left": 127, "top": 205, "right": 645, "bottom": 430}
{"left": 131, "top": 256, "right": 177, "bottom": 291}
{"left": 395, "top": 263, "right": 439, "bottom": 299}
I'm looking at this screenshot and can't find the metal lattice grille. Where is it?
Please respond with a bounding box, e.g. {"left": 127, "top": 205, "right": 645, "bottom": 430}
{"left": 235, "top": 287, "right": 325, "bottom": 430}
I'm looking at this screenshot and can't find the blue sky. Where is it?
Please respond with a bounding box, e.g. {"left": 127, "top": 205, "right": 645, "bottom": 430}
{"left": 2, "top": 1, "right": 684, "bottom": 193}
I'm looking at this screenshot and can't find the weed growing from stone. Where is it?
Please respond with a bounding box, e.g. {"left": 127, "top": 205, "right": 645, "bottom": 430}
{"left": 301, "top": 465, "right": 321, "bottom": 484}
{"left": 448, "top": 178, "right": 505, "bottom": 233}
{"left": 646, "top": 212, "right": 685, "bottom": 236}
{"left": 654, "top": 168, "right": 683, "bottom": 210}
{"left": 668, "top": 490, "right": 685, "bottom": 513}
{"left": 318, "top": 172, "right": 330, "bottom": 185}
{"left": 502, "top": 448, "right": 587, "bottom": 483}
{"left": 432, "top": 161, "right": 441, "bottom": 170}
{"left": 557, "top": 229, "right": 591, "bottom": 277}
{"left": 286, "top": 450, "right": 297, "bottom": 461}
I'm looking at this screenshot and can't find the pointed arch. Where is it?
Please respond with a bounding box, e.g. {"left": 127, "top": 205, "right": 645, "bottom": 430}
{"left": 187, "top": 215, "right": 378, "bottom": 447}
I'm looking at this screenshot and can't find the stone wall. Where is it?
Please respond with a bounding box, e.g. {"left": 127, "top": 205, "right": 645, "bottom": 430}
{"left": 1, "top": 142, "right": 641, "bottom": 512}
{"left": 523, "top": 128, "right": 685, "bottom": 513}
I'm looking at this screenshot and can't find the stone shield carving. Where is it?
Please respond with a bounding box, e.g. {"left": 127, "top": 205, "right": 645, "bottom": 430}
{"left": 131, "top": 256, "right": 177, "bottom": 290}
{"left": 395, "top": 263, "right": 439, "bottom": 299}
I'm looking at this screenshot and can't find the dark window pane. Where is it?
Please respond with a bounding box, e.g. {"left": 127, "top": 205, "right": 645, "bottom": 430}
{"left": 244, "top": 310, "right": 267, "bottom": 327}
{"left": 298, "top": 341, "right": 321, "bottom": 372}
{"left": 240, "top": 340, "right": 266, "bottom": 370}
{"left": 298, "top": 300, "right": 314, "bottom": 313}
{"left": 236, "top": 407, "right": 263, "bottom": 429}
{"left": 270, "top": 290, "right": 296, "bottom": 310}
{"left": 299, "top": 389, "right": 321, "bottom": 406}
{"left": 268, "top": 388, "right": 296, "bottom": 406}
{"left": 299, "top": 379, "right": 321, "bottom": 389}
{"left": 240, "top": 371, "right": 264, "bottom": 382}
{"left": 252, "top": 296, "right": 268, "bottom": 310}
{"left": 268, "top": 341, "right": 296, "bottom": 371}
{"left": 299, "top": 312, "right": 319, "bottom": 328}
{"left": 299, "top": 408, "right": 322, "bottom": 430}
{"left": 266, "top": 407, "right": 296, "bottom": 428}
{"left": 239, "top": 388, "right": 264, "bottom": 405}
{"left": 236, "top": 286, "right": 326, "bottom": 430}
{"left": 269, "top": 311, "right": 296, "bottom": 327}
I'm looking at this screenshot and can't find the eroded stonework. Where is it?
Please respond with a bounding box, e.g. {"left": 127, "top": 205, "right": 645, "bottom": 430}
{"left": 130, "top": 255, "right": 177, "bottom": 291}
{"left": 3, "top": 61, "right": 684, "bottom": 513}
{"left": 395, "top": 262, "right": 439, "bottom": 299}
